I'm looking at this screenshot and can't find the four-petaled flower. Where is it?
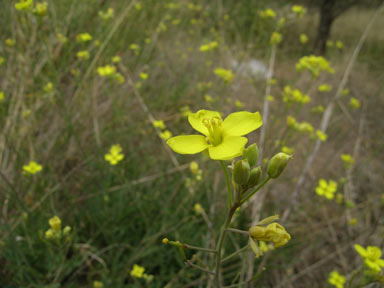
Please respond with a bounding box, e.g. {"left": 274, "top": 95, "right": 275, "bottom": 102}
{"left": 315, "top": 179, "right": 337, "bottom": 199}
{"left": 354, "top": 244, "right": 384, "bottom": 273}
{"left": 328, "top": 270, "right": 346, "bottom": 288}
{"left": 130, "top": 264, "right": 145, "bottom": 278}
{"left": 166, "top": 110, "right": 262, "bottom": 160}
{"left": 23, "top": 161, "right": 43, "bottom": 175}
{"left": 105, "top": 144, "right": 124, "bottom": 165}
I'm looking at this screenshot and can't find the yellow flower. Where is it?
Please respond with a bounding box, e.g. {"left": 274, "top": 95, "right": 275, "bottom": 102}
{"left": 267, "top": 95, "right": 275, "bottom": 102}
{"left": 292, "top": 5, "right": 306, "bottom": 18}
{"left": 43, "top": 82, "right": 53, "bottom": 93}
{"left": 311, "top": 105, "right": 325, "bottom": 114}
{"left": 300, "top": 33, "right": 308, "bottom": 44}
{"left": 140, "top": 72, "right": 148, "bottom": 80}
{"left": 153, "top": 120, "right": 165, "bottom": 129}
{"left": 130, "top": 264, "right": 145, "bottom": 278}
{"left": 77, "top": 50, "right": 90, "bottom": 60}
{"left": 23, "top": 161, "right": 43, "bottom": 175}
{"left": 129, "top": 44, "right": 140, "bottom": 55}
{"left": 93, "top": 281, "right": 104, "bottom": 288}
{"left": 180, "top": 106, "right": 192, "bottom": 118}
{"left": 336, "top": 41, "right": 344, "bottom": 49}
{"left": 281, "top": 146, "right": 294, "bottom": 155}
{"left": 349, "top": 97, "right": 361, "bottom": 109}
{"left": 259, "top": 9, "right": 276, "bottom": 19}
{"left": 45, "top": 229, "right": 55, "bottom": 239}
{"left": 49, "top": 216, "right": 62, "bottom": 231}
{"left": 0, "top": 56, "right": 4, "bottom": 66}
{"left": 15, "top": 0, "right": 33, "bottom": 11}
{"left": 0, "top": 91, "right": 4, "bottom": 102}
{"left": 235, "top": 100, "right": 244, "bottom": 108}
{"left": 316, "top": 179, "right": 337, "bottom": 199}
{"left": 99, "top": 8, "right": 114, "bottom": 21}
{"left": 296, "top": 55, "right": 334, "bottom": 77}
{"left": 328, "top": 270, "right": 346, "bottom": 288}
{"left": 354, "top": 244, "right": 384, "bottom": 273}
{"left": 33, "top": 2, "right": 48, "bottom": 16}
{"left": 112, "top": 56, "right": 121, "bottom": 63}
{"left": 205, "top": 95, "right": 214, "bottom": 103}
{"left": 199, "top": 41, "right": 218, "bottom": 52}
{"left": 194, "top": 203, "right": 203, "bottom": 215}
{"left": 214, "top": 68, "right": 234, "bottom": 83}
{"left": 105, "top": 144, "right": 124, "bottom": 165}
{"left": 5, "top": 39, "right": 16, "bottom": 47}
{"left": 318, "top": 84, "right": 333, "bottom": 92}
{"left": 160, "top": 130, "right": 172, "bottom": 140}
{"left": 76, "top": 33, "right": 92, "bottom": 43}
{"left": 348, "top": 218, "right": 357, "bottom": 226}
{"left": 97, "top": 65, "right": 116, "bottom": 77}
{"left": 270, "top": 32, "right": 282, "bottom": 45}
{"left": 341, "top": 154, "right": 354, "bottom": 167}
{"left": 283, "top": 86, "right": 310, "bottom": 104}
{"left": 189, "top": 161, "right": 199, "bottom": 174}
{"left": 249, "top": 222, "right": 291, "bottom": 248}
{"left": 316, "top": 130, "right": 327, "bottom": 142}
{"left": 167, "top": 110, "right": 262, "bottom": 160}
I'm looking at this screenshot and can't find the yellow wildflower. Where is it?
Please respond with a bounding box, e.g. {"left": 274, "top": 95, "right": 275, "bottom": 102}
{"left": 114, "top": 73, "right": 125, "bottom": 84}
{"left": 341, "top": 88, "right": 350, "bottom": 97}
{"left": 167, "top": 110, "right": 262, "bottom": 160}
{"left": 318, "top": 84, "right": 333, "bottom": 92}
{"left": 349, "top": 97, "right": 361, "bottom": 109}
{"left": 23, "top": 161, "right": 43, "bottom": 175}
{"left": 235, "top": 100, "right": 244, "bottom": 108}
{"left": 129, "top": 44, "right": 140, "bottom": 55}
{"left": 0, "top": 91, "right": 4, "bottom": 102}
{"left": 43, "top": 82, "right": 53, "bottom": 93}
{"left": 33, "top": 2, "right": 48, "bottom": 16}
{"left": 99, "top": 8, "right": 114, "bottom": 21}
{"left": 270, "top": 32, "right": 282, "bottom": 45}
{"left": 45, "top": 229, "right": 55, "bottom": 240}
{"left": 281, "top": 146, "right": 294, "bottom": 155}
{"left": 97, "top": 65, "right": 116, "bottom": 77}
{"left": 5, "top": 39, "right": 16, "bottom": 47}
{"left": 180, "top": 106, "right": 192, "bottom": 118}
{"left": 296, "top": 55, "right": 334, "bottom": 77}
{"left": 341, "top": 154, "right": 354, "bottom": 168}
{"left": 160, "top": 130, "right": 172, "bottom": 140}
{"left": 199, "top": 41, "right": 218, "bottom": 52}
{"left": 140, "top": 72, "right": 148, "bottom": 80}
{"left": 336, "top": 41, "right": 344, "bottom": 49}
{"left": 112, "top": 56, "right": 121, "bottom": 63}
{"left": 205, "top": 95, "right": 214, "bottom": 103}
{"left": 194, "top": 203, "right": 203, "bottom": 215}
{"left": 316, "top": 130, "right": 327, "bottom": 142}
{"left": 316, "top": 179, "right": 337, "bottom": 200}
{"left": 354, "top": 244, "right": 384, "bottom": 273}
{"left": 348, "top": 218, "right": 357, "bottom": 226}
{"left": 300, "top": 33, "right": 308, "bottom": 44}
{"left": 105, "top": 144, "right": 124, "bottom": 165}
{"left": 153, "top": 120, "right": 165, "bottom": 129}
{"left": 259, "top": 9, "right": 276, "bottom": 19}
{"left": 249, "top": 222, "right": 291, "bottom": 248}
{"left": 311, "top": 105, "right": 325, "bottom": 114}
{"left": 145, "top": 38, "right": 151, "bottom": 44}
{"left": 214, "top": 68, "right": 234, "bottom": 83}
{"left": 0, "top": 56, "right": 4, "bottom": 66}
{"left": 189, "top": 161, "right": 199, "bottom": 174}
{"left": 93, "top": 281, "right": 104, "bottom": 288}
{"left": 15, "top": 0, "right": 33, "bottom": 11}
{"left": 77, "top": 50, "right": 90, "bottom": 60}
{"left": 267, "top": 95, "right": 275, "bottom": 102}
{"left": 292, "top": 5, "right": 306, "bottom": 18}
{"left": 283, "top": 86, "right": 310, "bottom": 104}
{"left": 328, "top": 270, "right": 346, "bottom": 288}
{"left": 76, "top": 33, "right": 92, "bottom": 43}
{"left": 49, "top": 216, "right": 62, "bottom": 231}
{"left": 130, "top": 264, "right": 145, "bottom": 278}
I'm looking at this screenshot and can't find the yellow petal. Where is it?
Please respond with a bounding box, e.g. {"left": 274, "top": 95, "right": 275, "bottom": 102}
{"left": 188, "top": 110, "right": 222, "bottom": 136}
{"left": 167, "top": 135, "right": 209, "bottom": 154}
{"left": 208, "top": 136, "right": 247, "bottom": 160}
{"left": 222, "top": 111, "right": 262, "bottom": 137}
{"left": 354, "top": 244, "right": 367, "bottom": 257}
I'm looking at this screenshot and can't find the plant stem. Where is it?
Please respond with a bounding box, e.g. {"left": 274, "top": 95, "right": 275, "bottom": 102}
{"left": 226, "top": 228, "right": 249, "bottom": 236}
{"left": 240, "top": 177, "right": 271, "bottom": 206}
{"left": 215, "top": 205, "right": 237, "bottom": 287}
{"left": 221, "top": 245, "right": 249, "bottom": 263}
{"left": 183, "top": 243, "right": 217, "bottom": 253}
{"left": 220, "top": 160, "right": 233, "bottom": 208}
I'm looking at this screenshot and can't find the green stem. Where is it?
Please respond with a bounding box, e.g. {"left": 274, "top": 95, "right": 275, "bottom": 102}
{"left": 183, "top": 243, "right": 217, "bottom": 253}
{"left": 221, "top": 244, "right": 249, "bottom": 263}
{"left": 215, "top": 205, "right": 237, "bottom": 287}
{"left": 240, "top": 177, "right": 271, "bottom": 206}
{"left": 226, "top": 228, "right": 249, "bottom": 236}
{"left": 220, "top": 161, "right": 233, "bottom": 208}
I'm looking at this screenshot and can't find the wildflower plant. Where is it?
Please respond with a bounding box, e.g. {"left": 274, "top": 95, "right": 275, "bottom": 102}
{"left": 164, "top": 109, "right": 292, "bottom": 286}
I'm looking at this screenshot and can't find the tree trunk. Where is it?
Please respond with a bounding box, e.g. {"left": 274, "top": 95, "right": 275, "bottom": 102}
{"left": 314, "top": 0, "right": 336, "bottom": 55}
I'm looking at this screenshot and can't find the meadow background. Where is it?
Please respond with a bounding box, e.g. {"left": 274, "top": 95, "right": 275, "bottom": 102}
{"left": 1, "top": 0, "right": 384, "bottom": 287}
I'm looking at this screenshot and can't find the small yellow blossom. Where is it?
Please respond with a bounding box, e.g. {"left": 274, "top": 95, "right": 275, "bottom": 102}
{"left": 316, "top": 179, "right": 337, "bottom": 200}
{"left": 349, "top": 97, "right": 361, "bottom": 109}
{"left": 341, "top": 154, "right": 354, "bottom": 168}
{"left": 5, "top": 39, "right": 16, "bottom": 47}
{"left": 140, "top": 72, "right": 148, "bottom": 80}
{"left": 33, "top": 2, "right": 48, "bottom": 16}
{"left": 283, "top": 86, "right": 310, "bottom": 104}
{"left": 199, "top": 41, "right": 218, "bottom": 52}
{"left": 97, "top": 65, "right": 116, "bottom": 77}
{"left": 194, "top": 203, "right": 203, "bottom": 215}
{"left": 167, "top": 110, "right": 262, "bottom": 160}
{"left": 318, "top": 84, "right": 333, "bottom": 92}
{"left": 43, "top": 82, "right": 53, "bottom": 93}
{"left": 249, "top": 222, "right": 291, "bottom": 248}
{"left": 145, "top": 38, "right": 151, "bottom": 44}
{"left": 76, "top": 33, "right": 92, "bottom": 43}
{"left": 235, "top": 100, "right": 244, "bottom": 108}
{"left": 259, "top": 241, "right": 274, "bottom": 253}
{"left": 300, "top": 33, "right": 308, "bottom": 44}
{"left": 105, "top": 144, "right": 124, "bottom": 165}
{"left": 341, "top": 88, "right": 350, "bottom": 97}
{"left": 270, "top": 32, "right": 282, "bottom": 45}
{"left": 153, "top": 120, "right": 165, "bottom": 129}
{"left": 267, "top": 95, "right": 275, "bottom": 102}
{"left": 189, "top": 161, "right": 199, "bottom": 174}
{"left": 316, "top": 130, "right": 327, "bottom": 142}
{"left": 23, "top": 161, "right": 43, "bottom": 175}
{"left": 129, "top": 44, "right": 140, "bottom": 55}
{"left": 114, "top": 73, "right": 125, "bottom": 84}
{"left": 130, "top": 264, "right": 145, "bottom": 278}
{"left": 112, "top": 56, "right": 121, "bottom": 63}
{"left": 0, "top": 57, "right": 4, "bottom": 66}
{"left": 259, "top": 8, "right": 276, "bottom": 19}
{"left": 180, "top": 106, "right": 192, "bottom": 118}
{"left": 214, "top": 68, "right": 234, "bottom": 83}
{"left": 292, "top": 5, "right": 306, "bottom": 18}
{"left": 45, "top": 229, "right": 55, "bottom": 239}
{"left": 336, "top": 41, "right": 344, "bottom": 49}
{"left": 49, "top": 216, "right": 62, "bottom": 231}
{"left": 93, "top": 281, "right": 104, "bottom": 288}
{"left": 354, "top": 244, "right": 384, "bottom": 273}
{"left": 162, "top": 238, "right": 169, "bottom": 244}
{"left": 281, "top": 146, "right": 294, "bottom": 155}
{"left": 99, "top": 8, "right": 114, "bottom": 21}
{"left": 0, "top": 91, "right": 4, "bottom": 102}
{"left": 205, "top": 95, "right": 214, "bottom": 103}
{"left": 296, "top": 55, "right": 334, "bottom": 77}
{"left": 348, "top": 218, "right": 358, "bottom": 226}
{"left": 77, "top": 50, "right": 90, "bottom": 60}
{"left": 160, "top": 130, "right": 172, "bottom": 140}
{"left": 328, "top": 270, "right": 346, "bottom": 288}
{"left": 311, "top": 105, "right": 325, "bottom": 114}
{"left": 15, "top": 0, "right": 33, "bottom": 11}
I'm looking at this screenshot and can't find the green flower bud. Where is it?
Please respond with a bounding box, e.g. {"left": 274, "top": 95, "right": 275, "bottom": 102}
{"left": 233, "top": 160, "right": 250, "bottom": 185}
{"left": 267, "top": 152, "right": 291, "bottom": 179}
{"left": 243, "top": 144, "right": 259, "bottom": 167}
{"left": 247, "top": 167, "right": 262, "bottom": 187}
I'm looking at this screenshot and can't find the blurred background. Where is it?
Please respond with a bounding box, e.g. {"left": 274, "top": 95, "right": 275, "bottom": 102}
{"left": 0, "top": 0, "right": 383, "bottom": 287}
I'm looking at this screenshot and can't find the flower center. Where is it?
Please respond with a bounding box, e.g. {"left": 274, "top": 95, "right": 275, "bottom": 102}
{"left": 202, "top": 117, "right": 223, "bottom": 146}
